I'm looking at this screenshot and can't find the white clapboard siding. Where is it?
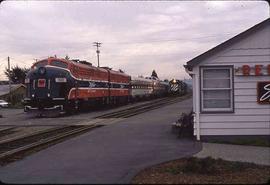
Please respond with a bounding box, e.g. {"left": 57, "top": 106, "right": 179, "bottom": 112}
{"left": 234, "top": 82, "right": 262, "bottom": 89}
{"left": 204, "top": 55, "right": 270, "bottom": 64}
{"left": 193, "top": 20, "right": 270, "bottom": 136}
{"left": 235, "top": 108, "right": 270, "bottom": 115}
{"left": 234, "top": 76, "right": 270, "bottom": 83}
{"left": 234, "top": 89, "right": 257, "bottom": 96}
{"left": 235, "top": 102, "right": 270, "bottom": 108}
{"left": 223, "top": 48, "right": 270, "bottom": 56}
{"left": 200, "top": 115, "right": 269, "bottom": 122}
{"left": 200, "top": 128, "right": 270, "bottom": 136}
{"left": 234, "top": 95, "right": 257, "bottom": 102}
{"left": 196, "top": 122, "right": 270, "bottom": 129}
{"left": 205, "top": 61, "right": 270, "bottom": 65}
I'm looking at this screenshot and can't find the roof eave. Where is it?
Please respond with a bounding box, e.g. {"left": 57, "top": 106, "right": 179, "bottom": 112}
{"left": 186, "top": 18, "right": 270, "bottom": 68}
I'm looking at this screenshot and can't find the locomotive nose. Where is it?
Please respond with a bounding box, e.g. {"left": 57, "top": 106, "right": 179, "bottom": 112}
{"left": 38, "top": 67, "right": 46, "bottom": 75}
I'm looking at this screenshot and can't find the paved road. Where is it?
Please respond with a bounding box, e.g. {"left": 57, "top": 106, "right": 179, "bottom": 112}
{"left": 0, "top": 98, "right": 201, "bottom": 184}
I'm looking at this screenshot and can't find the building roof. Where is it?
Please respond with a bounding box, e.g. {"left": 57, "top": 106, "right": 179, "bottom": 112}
{"left": 0, "top": 84, "right": 26, "bottom": 96}
{"left": 184, "top": 18, "right": 270, "bottom": 70}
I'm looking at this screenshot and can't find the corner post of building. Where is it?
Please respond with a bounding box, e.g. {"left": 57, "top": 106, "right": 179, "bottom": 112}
{"left": 194, "top": 71, "right": 200, "bottom": 141}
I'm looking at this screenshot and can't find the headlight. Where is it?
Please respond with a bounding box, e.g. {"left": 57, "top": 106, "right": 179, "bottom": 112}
{"left": 25, "top": 78, "right": 30, "bottom": 83}
{"left": 38, "top": 67, "right": 46, "bottom": 75}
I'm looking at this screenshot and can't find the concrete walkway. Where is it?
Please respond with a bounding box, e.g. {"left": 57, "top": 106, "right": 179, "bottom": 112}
{"left": 194, "top": 142, "right": 270, "bottom": 166}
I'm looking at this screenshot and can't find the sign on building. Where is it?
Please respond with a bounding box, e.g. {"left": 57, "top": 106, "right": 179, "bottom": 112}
{"left": 257, "top": 81, "right": 270, "bottom": 104}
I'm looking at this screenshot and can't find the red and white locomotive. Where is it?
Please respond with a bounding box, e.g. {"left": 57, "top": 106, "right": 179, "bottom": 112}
{"left": 24, "top": 57, "right": 169, "bottom": 114}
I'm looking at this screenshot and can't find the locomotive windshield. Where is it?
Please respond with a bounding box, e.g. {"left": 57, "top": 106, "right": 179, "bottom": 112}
{"left": 33, "top": 60, "right": 47, "bottom": 68}
{"left": 51, "top": 60, "right": 68, "bottom": 68}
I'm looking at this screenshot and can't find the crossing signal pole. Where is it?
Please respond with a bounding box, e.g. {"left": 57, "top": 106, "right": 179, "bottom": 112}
{"left": 93, "top": 42, "right": 102, "bottom": 67}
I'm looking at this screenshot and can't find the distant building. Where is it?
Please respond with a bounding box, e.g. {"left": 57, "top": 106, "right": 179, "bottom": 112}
{"left": 184, "top": 18, "right": 270, "bottom": 141}
{"left": 0, "top": 84, "right": 26, "bottom": 104}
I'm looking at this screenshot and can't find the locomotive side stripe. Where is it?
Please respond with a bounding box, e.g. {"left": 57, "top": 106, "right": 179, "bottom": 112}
{"left": 68, "top": 88, "right": 109, "bottom": 99}
{"left": 67, "top": 87, "right": 130, "bottom": 99}
{"left": 46, "top": 65, "right": 110, "bottom": 83}
{"left": 46, "top": 65, "right": 131, "bottom": 85}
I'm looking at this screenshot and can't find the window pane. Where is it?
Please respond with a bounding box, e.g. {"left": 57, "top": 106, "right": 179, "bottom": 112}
{"left": 51, "top": 60, "right": 68, "bottom": 68}
{"left": 203, "top": 69, "right": 230, "bottom": 78}
{"left": 201, "top": 67, "right": 233, "bottom": 111}
{"left": 203, "top": 99, "right": 231, "bottom": 108}
{"left": 203, "top": 90, "right": 230, "bottom": 99}
{"left": 35, "top": 60, "right": 47, "bottom": 68}
{"left": 203, "top": 79, "right": 230, "bottom": 88}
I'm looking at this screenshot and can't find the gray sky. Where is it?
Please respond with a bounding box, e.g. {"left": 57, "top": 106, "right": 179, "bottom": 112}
{"left": 0, "top": 1, "right": 269, "bottom": 80}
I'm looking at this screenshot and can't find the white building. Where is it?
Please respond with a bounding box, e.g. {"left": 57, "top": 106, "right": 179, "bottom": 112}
{"left": 184, "top": 18, "right": 270, "bottom": 141}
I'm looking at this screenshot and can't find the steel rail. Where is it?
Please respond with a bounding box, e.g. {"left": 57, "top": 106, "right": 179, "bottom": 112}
{"left": 96, "top": 96, "right": 186, "bottom": 118}
{"left": 95, "top": 97, "right": 177, "bottom": 118}
{"left": 0, "top": 127, "right": 16, "bottom": 135}
{"left": 0, "top": 126, "right": 65, "bottom": 145}
{"left": 120, "top": 97, "right": 185, "bottom": 118}
{"left": 0, "top": 125, "right": 99, "bottom": 160}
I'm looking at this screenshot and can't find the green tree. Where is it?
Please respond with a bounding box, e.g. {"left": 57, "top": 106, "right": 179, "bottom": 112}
{"left": 151, "top": 70, "right": 158, "bottom": 78}
{"left": 5, "top": 65, "right": 30, "bottom": 84}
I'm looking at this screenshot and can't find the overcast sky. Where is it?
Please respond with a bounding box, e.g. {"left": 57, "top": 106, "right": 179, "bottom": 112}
{"left": 0, "top": 1, "right": 269, "bottom": 80}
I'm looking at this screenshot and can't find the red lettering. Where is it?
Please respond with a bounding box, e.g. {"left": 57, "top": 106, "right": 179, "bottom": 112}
{"left": 268, "top": 65, "right": 270, "bottom": 75}
{"left": 255, "top": 65, "right": 263, "bottom": 76}
{"left": 242, "top": 65, "right": 250, "bottom": 76}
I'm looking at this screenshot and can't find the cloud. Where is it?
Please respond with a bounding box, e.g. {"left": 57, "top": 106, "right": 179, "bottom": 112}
{"left": 0, "top": 1, "right": 269, "bottom": 80}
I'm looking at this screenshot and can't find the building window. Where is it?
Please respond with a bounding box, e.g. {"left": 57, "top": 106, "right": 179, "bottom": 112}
{"left": 200, "top": 66, "right": 233, "bottom": 112}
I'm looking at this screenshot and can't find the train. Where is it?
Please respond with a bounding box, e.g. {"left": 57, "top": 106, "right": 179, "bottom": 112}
{"left": 169, "top": 79, "right": 188, "bottom": 96}
{"left": 23, "top": 57, "right": 169, "bottom": 115}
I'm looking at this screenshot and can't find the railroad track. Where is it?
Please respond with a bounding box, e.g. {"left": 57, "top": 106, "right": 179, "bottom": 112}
{"left": 0, "top": 127, "right": 16, "bottom": 136}
{"left": 96, "top": 95, "right": 190, "bottom": 119}
{"left": 0, "top": 125, "right": 101, "bottom": 165}
{"left": 0, "top": 94, "right": 190, "bottom": 165}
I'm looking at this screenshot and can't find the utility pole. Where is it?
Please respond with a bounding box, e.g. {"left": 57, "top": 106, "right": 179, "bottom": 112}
{"left": 7, "top": 56, "right": 12, "bottom": 102}
{"left": 93, "top": 42, "right": 102, "bottom": 67}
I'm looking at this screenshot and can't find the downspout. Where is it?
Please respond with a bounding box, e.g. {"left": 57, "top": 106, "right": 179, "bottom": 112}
{"left": 185, "top": 67, "right": 200, "bottom": 141}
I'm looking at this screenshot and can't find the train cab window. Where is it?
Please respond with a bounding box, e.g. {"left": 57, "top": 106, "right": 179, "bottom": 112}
{"left": 51, "top": 60, "right": 68, "bottom": 68}
{"left": 33, "top": 60, "right": 47, "bottom": 69}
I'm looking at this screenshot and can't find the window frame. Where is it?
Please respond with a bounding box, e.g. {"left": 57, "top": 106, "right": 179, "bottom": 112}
{"left": 200, "top": 65, "right": 234, "bottom": 113}
{"left": 33, "top": 60, "right": 48, "bottom": 69}
{"left": 50, "top": 60, "right": 68, "bottom": 69}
